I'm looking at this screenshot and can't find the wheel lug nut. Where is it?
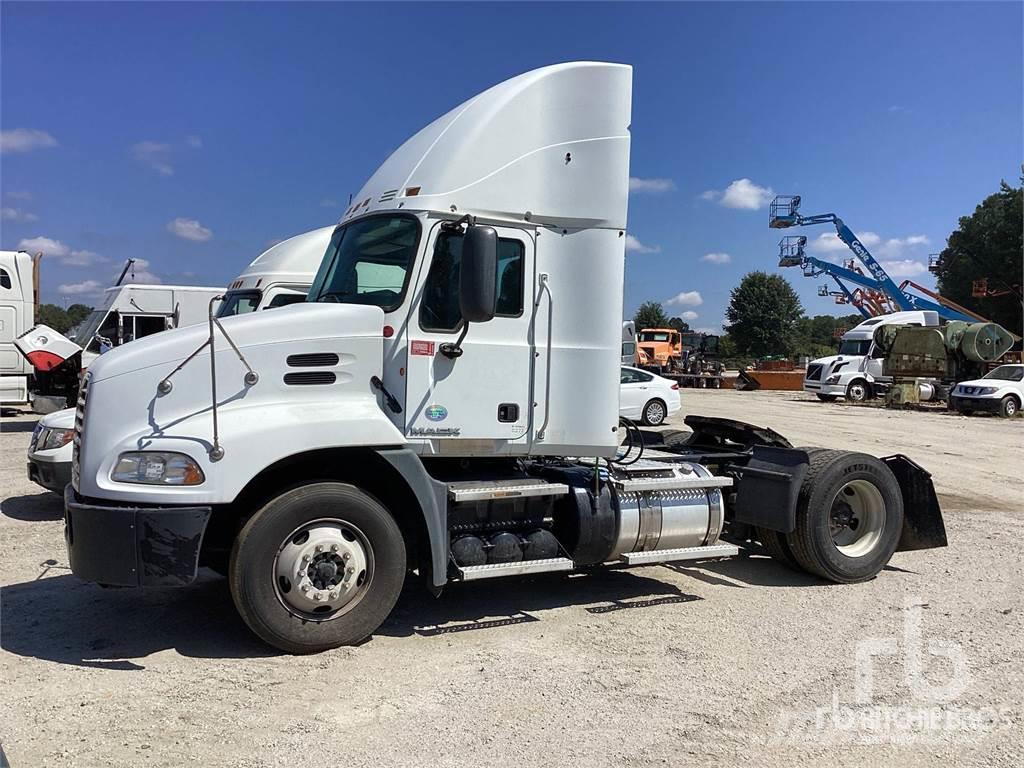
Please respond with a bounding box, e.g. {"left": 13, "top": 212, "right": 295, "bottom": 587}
{"left": 330, "top": 591, "right": 339, "bottom": 600}
{"left": 301, "top": 584, "right": 310, "bottom": 593}
{"left": 315, "top": 545, "right": 324, "bottom": 554}
{"left": 346, "top": 566, "right": 355, "bottom": 575}
{"left": 302, "top": 554, "right": 310, "bottom": 563}
{"left": 342, "top": 552, "right": 351, "bottom": 561}
{"left": 330, "top": 543, "right": 339, "bottom": 552}
{"left": 313, "top": 592, "right": 322, "bottom": 601}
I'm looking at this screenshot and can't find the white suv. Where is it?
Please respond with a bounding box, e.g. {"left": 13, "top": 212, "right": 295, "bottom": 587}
{"left": 949, "top": 364, "right": 1023, "bottom": 418}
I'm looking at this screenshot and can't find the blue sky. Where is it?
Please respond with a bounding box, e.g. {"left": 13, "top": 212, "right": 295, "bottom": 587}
{"left": 2, "top": 1, "right": 1021, "bottom": 332}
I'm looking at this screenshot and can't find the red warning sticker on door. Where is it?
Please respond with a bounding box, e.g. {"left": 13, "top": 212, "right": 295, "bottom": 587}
{"left": 410, "top": 340, "right": 435, "bottom": 356}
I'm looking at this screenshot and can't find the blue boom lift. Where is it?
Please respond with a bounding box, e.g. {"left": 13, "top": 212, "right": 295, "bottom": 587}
{"left": 769, "top": 195, "right": 977, "bottom": 323}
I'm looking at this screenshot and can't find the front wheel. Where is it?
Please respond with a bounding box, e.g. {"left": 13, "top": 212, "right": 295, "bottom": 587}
{"left": 229, "top": 482, "right": 406, "bottom": 654}
{"left": 846, "top": 380, "right": 871, "bottom": 403}
{"left": 785, "top": 451, "right": 904, "bottom": 583}
{"left": 642, "top": 399, "right": 667, "bottom": 426}
{"left": 999, "top": 396, "right": 1019, "bottom": 418}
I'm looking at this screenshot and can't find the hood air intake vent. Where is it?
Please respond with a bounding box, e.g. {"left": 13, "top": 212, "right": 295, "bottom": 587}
{"left": 287, "top": 353, "right": 339, "bottom": 367}
{"left": 284, "top": 371, "right": 336, "bottom": 386}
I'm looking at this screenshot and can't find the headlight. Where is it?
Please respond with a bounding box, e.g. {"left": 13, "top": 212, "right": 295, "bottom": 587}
{"left": 37, "top": 428, "right": 75, "bottom": 451}
{"left": 977, "top": 387, "right": 997, "bottom": 396}
{"left": 112, "top": 452, "right": 205, "bottom": 485}
{"left": 825, "top": 374, "right": 841, "bottom": 384}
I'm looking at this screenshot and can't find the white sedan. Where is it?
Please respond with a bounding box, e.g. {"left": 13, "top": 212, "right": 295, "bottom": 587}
{"left": 620, "top": 366, "right": 681, "bottom": 425}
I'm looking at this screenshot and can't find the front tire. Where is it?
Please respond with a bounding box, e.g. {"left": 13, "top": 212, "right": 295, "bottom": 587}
{"left": 642, "top": 398, "right": 667, "bottom": 426}
{"left": 846, "top": 380, "right": 870, "bottom": 403}
{"left": 229, "top": 482, "right": 406, "bottom": 654}
{"left": 785, "top": 451, "right": 904, "bottom": 583}
{"left": 999, "top": 395, "right": 1019, "bottom": 418}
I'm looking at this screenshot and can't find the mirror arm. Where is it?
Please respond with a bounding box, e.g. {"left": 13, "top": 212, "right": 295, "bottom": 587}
{"left": 440, "top": 323, "right": 470, "bottom": 359}
{"left": 440, "top": 213, "right": 476, "bottom": 234}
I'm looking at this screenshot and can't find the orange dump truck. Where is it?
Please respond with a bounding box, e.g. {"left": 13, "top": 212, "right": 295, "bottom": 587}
{"left": 637, "top": 328, "right": 682, "bottom": 370}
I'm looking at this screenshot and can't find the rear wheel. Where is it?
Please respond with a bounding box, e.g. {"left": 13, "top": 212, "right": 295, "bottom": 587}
{"left": 785, "top": 451, "right": 903, "bottom": 583}
{"left": 999, "top": 395, "right": 1019, "bottom": 418}
{"left": 229, "top": 482, "right": 406, "bottom": 653}
{"left": 642, "top": 399, "right": 667, "bottom": 426}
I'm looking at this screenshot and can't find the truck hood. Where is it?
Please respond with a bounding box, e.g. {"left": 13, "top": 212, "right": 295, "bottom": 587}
{"left": 85, "top": 303, "right": 384, "bottom": 384}
{"left": 39, "top": 406, "right": 76, "bottom": 430}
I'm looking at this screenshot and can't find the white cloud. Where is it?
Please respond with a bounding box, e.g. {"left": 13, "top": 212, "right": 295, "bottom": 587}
{"left": 132, "top": 141, "right": 174, "bottom": 176}
{"left": 58, "top": 280, "right": 102, "bottom": 296}
{"left": 680, "top": 310, "right": 699, "bottom": 321}
{"left": 699, "top": 190, "right": 719, "bottom": 201}
{"left": 718, "top": 178, "right": 775, "bottom": 210}
{"left": 625, "top": 234, "right": 660, "bottom": 254}
{"left": 6, "top": 190, "right": 33, "bottom": 200}
{"left": 185, "top": 135, "right": 203, "bottom": 149}
{"left": 701, "top": 252, "right": 731, "bottom": 265}
{"left": 880, "top": 259, "right": 928, "bottom": 278}
{"left": 320, "top": 199, "right": 339, "bottom": 208}
{"left": 1, "top": 207, "right": 39, "bottom": 222}
{"left": 629, "top": 177, "right": 675, "bottom": 193}
{"left": 666, "top": 290, "right": 703, "bottom": 307}
{"left": 17, "top": 236, "right": 69, "bottom": 257}
{"left": 1, "top": 128, "right": 58, "bottom": 154}
{"left": 808, "top": 231, "right": 882, "bottom": 254}
{"left": 878, "top": 234, "right": 930, "bottom": 258}
{"left": 63, "top": 249, "right": 105, "bottom": 267}
{"left": 167, "top": 217, "right": 213, "bottom": 242}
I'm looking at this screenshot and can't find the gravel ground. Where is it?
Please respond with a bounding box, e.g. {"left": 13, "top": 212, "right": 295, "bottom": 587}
{"left": 2, "top": 389, "right": 1022, "bottom": 767}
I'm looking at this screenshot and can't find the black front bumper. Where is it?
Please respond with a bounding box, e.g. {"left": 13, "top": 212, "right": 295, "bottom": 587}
{"left": 949, "top": 395, "right": 1002, "bottom": 413}
{"left": 64, "top": 485, "right": 212, "bottom": 587}
{"left": 27, "top": 459, "right": 72, "bottom": 494}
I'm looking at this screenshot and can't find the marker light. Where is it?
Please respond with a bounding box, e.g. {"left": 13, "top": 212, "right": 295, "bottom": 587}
{"left": 383, "top": 325, "right": 394, "bottom": 338}
{"left": 112, "top": 452, "right": 205, "bottom": 486}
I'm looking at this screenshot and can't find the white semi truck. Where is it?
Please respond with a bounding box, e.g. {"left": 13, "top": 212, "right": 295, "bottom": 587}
{"left": 803, "top": 310, "right": 940, "bottom": 402}
{"left": 0, "top": 250, "right": 40, "bottom": 405}
{"left": 64, "top": 63, "right": 947, "bottom": 654}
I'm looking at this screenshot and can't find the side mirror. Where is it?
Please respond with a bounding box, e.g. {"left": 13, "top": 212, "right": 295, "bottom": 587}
{"left": 459, "top": 225, "right": 498, "bottom": 323}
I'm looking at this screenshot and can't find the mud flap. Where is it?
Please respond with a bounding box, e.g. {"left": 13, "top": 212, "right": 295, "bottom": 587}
{"left": 732, "top": 446, "right": 809, "bottom": 533}
{"left": 883, "top": 454, "right": 948, "bottom": 551}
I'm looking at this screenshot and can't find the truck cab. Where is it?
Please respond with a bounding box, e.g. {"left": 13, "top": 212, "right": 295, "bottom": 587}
{"left": 0, "top": 250, "right": 39, "bottom": 405}
{"left": 64, "top": 63, "right": 946, "bottom": 655}
{"left": 803, "top": 310, "right": 939, "bottom": 402}
{"left": 216, "top": 227, "right": 331, "bottom": 318}
{"left": 637, "top": 328, "right": 681, "bottom": 370}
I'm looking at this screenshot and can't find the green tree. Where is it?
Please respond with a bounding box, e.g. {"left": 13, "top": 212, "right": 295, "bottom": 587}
{"left": 935, "top": 180, "right": 1023, "bottom": 336}
{"left": 67, "top": 303, "right": 92, "bottom": 327}
{"left": 791, "top": 313, "right": 863, "bottom": 358}
{"left": 633, "top": 301, "right": 670, "bottom": 330}
{"left": 667, "top": 316, "right": 690, "bottom": 333}
{"left": 36, "top": 304, "right": 71, "bottom": 333}
{"left": 724, "top": 272, "right": 804, "bottom": 357}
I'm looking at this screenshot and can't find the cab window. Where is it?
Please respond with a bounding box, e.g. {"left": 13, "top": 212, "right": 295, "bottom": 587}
{"left": 0, "top": 268, "right": 10, "bottom": 290}
{"left": 266, "top": 293, "right": 307, "bottom": 309}
{"left": 419, "top": 231, "right": 525, "bottom": 332}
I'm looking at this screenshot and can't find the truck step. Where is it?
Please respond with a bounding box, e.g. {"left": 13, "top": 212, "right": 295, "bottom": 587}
{"left": 619, "top": 543, "right": 739, "bottom": 566}
{"left": 447, "top": 480, "right": 569, "bottom": 502}
{"left": 456, "top": 557, "right": 575, "bottom": 581}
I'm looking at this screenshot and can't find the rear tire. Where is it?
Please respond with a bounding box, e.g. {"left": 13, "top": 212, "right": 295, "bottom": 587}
{"left": 229, "top": 482, "right": 406, "bottom": 654}
{"left": 786, "top": 451, "right": 903, "bottom": 583}
{"left": 642, "top": 399, "right": 667, "bottom": 426}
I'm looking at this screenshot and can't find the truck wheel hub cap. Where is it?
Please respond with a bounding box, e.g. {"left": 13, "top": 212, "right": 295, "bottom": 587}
{"left": 274, "top": 520, "right": 373, "bottom": 619}
{"left": 828, "top": 480, "right": 885, "bottom": 558}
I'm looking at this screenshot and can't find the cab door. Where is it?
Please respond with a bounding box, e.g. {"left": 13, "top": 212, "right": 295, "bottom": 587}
{"left": 404, "top": 222, "right": 534, "bottom": 447}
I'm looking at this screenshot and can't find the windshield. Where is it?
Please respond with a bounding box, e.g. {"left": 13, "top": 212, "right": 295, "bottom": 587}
{"left": 217, "top": 290, "right": 262, "bottom": 318}
{"left": 983, "top": 365, "right": 1024, "bottom": 382}
{"left": 311, "top": 215, "right": 420, "bottom": 311}
{"left": 838, "top": 339, "right": 871, "bottom": 356}
{"left": 640, "top": 332, "right": 671, "bottom": 342}
{"left": 71, "top": 309, "right": 107, "bottom": 346}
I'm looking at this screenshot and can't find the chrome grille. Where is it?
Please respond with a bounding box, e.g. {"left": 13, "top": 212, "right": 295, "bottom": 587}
{"left": 71, "top": 372, "right": 90, "bottom": 490}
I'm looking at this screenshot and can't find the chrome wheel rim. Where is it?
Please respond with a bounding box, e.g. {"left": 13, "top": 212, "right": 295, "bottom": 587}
{"left": 849, "top": 383, "right": 866, "bottom": 401}
{"left": 273, "top": 518, "right": 374, "bottom": 621}
{"left": 829, "top": 480, "right": 886, "bottom": 558}
{"left": 646, "top": 402, "right": 665, "bottom": 424}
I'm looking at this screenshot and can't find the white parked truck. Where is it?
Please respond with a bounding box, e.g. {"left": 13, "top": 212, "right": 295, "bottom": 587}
{"left": 65, "top": 63, "right": 947, "bottom": 654}
{"left": 0, "top": 250, "right": 40, "bottom": 405}
{"left": 217, "top": 227, "right": 331, "bottom": 317}
{"left": 803, "top": 310, "right": 940, "bottom": 402}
